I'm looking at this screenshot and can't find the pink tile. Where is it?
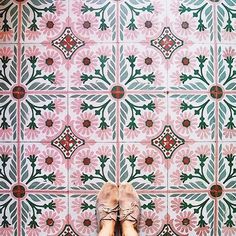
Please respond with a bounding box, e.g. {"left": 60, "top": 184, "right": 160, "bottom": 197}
{"left": 1, "top": 0, "right": 236, "bottom": 235}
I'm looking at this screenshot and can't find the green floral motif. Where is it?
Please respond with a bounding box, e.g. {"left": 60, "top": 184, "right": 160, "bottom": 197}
{"left": 81, "top": 154, "right": 110, "bottom": 183}
{"left": 125, "top": 55, "right": 155, "bottom": 85}
{"left": 0, "top": 2, "right": 18, "bottom": 40}
{"left": 221, "top": 3, "right": 236, "bottom": 33}
{"left": 174, "top": 46, "right": 236, "bottom": 139}
{"left": 180, "top": 99, "right": 210, "bottom": 130}
{"left": 81, "top": 201, "right": 96, "bottom": 212}
{"left": 0, "top": 46, "right": 59, "bottom": 139}
{"left": 179, "top": 3, "right": 208, "bottom": 32}
{"left": 0, "top": 0, "right": 57, "bottom": 41}
{"left": 180, "top": 55, "right": 209, "bottom": 85}
{"left": 119, "top": 145, "right": 164, "bottom": 189}
{"left": 26, "top": 2, "right": 56, "bottom": 31}
{"left": 125, "top": 98, "right": 155, "bottom": 130}
{"left": 171, "top": 144, "right": 236, "bottom": 234}
{"left": 81, "top": 99, "right": 111, "bottom": 130}
{"left": 180, "top": 153, "right": 211, "bottom": 185}
{"left": 23, "top": 153, "right": 56, "bottom": 185}
{"left": 180, "top": 197, "right": 211, "bottom": 228}
{"left": 126, "top": 154, "right": 155, "bottom": 183}
{"left": 81, "top": 55, "right": 111, "bottom": 86}
{"left": 124, "top": 2, "right": 154, "bottom": 30}
{"left": 141, "top": 200, "right": 156, "bottom": 211}
{"left": 0, "top": 3, "right": 14, "bottom": 32}
{"left": 81, "top": 2, "right": 110, "bottom": 31}
{"left": 79, "top": 1, "right": 116, "bottom": 40}
{"left": 26, "top": 55, "right": 55, "bottom": 86}
{"left": 74, "top": 146, "right": 116, "bottom": 190}
{"left": 0, "top": 48, "right": 16, "bottom": 135}
{"left": 0, "top": 145, "right": 63, "bottom": 232}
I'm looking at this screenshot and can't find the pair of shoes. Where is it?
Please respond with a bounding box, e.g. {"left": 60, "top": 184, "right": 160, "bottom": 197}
{"left": 96, "top": 182, "right": 140, "bottom": 230}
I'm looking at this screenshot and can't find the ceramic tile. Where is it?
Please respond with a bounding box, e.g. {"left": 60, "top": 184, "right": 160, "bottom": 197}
{"left": 1, "top": 0, "right": 236, "bottom": 235}
{"left": 119, "top": 43, "right": 167, "bottom": 90}
{"left": 0, "top": 1, "right": 19, "bottom": 43}
{"left": 69, "top": 193, "right": 97, "bottom": 236}
{"left": 20, "top": 94, "right": 67, "bottom": 142}
{"left": 69, "top": 143, "right": 117, "bottom": 190}
{"left": 168, "top": 94, "right": 216, "bottom": 142}
{"left": 167, "top": 141, "right": 236, "bottom": 235}
{"left": 120, "top": 94, "right": 167, "bottom": 142}
{"left": 119, "top": 0, "right": 165, "bottom": 42}
{"left": 68, "top": 0, "right": 117, "bottom": 43}
{"left": 69, "top": 43, "right": 117, "bottom": 90}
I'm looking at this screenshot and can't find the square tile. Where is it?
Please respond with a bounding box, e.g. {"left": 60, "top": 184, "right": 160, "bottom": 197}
{"left": 21, "top": 0, "right": 69, "bottom": 43}
{"left": 168, "top": 193, "right": 215, "bottom": 235}
{"left": 138, "top": 193, "right": 168, "bottom": 235}
{"left": 21, "top": 44, "right": 69, "bottom": 90}
{"left": 0, "top": 1, "right": 19, "bottom": 43}
{"left": 70, "top": 143, "right": 117, "bottom": 190}
{"left": 119, "top": 43, "right": 167, "bottom": 90}
{"left": 1, "top": 0, "right": 236, "bottom": 235}
{"left": 120, "top": 143, "right": 167, "bottom": 190}
{"left": 168, "top": 95, "right": 216, "bottom": 142}
{"left": 69, "top": 94, "right": 117, "bottom": 142}
{"left": 168, "top": 142, "right": 215, "bottom": 190}
{"left": 167, "top": 0, "right": 215, "bottom": 44}
{"left": 21, "top": 143, "right": 68, "bottom": 190}
{"left": 120, "top": 94, "right": 167, "bottom": 142}
{"left": 69, "top": 43, "right": 117, "bottom": 90}
{"left": 168, "top": 44, "right": 214, "bottom": 91}
{"left": 20, "top": 95, "right": 67, "bottom": 142}
{"left": 68, "top": 0, "right": 117, "bottom": 43}
{"left": 69, "top": 193, "right": 97, "bottom": 235}
{"left": 119, "top": 0, "right": 165, "bottom": 42}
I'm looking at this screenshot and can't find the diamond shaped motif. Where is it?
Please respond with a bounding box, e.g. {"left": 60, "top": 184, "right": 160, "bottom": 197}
{"left": 158, "top": 224, "right": 180, "bottom": 236}
{"left": 151, "top": 27, "right": 183, "bottom": 59}
{"left": 51, "top": 126, "right": 84, "bottom": 159}
{"left": 151, "top": 125, "right": 185, "bottom": 159}
{"left": 52, "top": 27, "right": 85, "bottom": 59}
{"left": 58, "top": 224, "right": 78, "bottom": 236}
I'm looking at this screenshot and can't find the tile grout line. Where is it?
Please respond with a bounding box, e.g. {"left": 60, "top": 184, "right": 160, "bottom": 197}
{"left": 1, "top": 41, "right": 236, "bottom": 45}
{"left": 115, "top": 2, "right": 120, "bottom": 235}
{"left": 213, "top": 3, "right": 219, "bottom": 236}
{"left": 2, "top": 89, "right": 236, "bottom": 95}
{"left": 165, "top": 0, "right": 169, "bottom": 227}
{"left": 116, "top": 1, "right": 120, "bottom": 188}
{"left": 2, "top": 187, "right": 236, "bottom": 194}
{"left": 17, "top": 2, "right": 23, "bottom": 236}
{"left": 67, "top": 0, "right": 70, "bottom": 225}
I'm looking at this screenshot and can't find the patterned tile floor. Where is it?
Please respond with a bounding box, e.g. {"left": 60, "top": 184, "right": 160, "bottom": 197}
{"left": 0, "top": 0, "right": 236, "bottom": 235}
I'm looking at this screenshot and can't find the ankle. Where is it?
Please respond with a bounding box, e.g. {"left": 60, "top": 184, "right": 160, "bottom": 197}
{"left": 99, "top": 228, "right": 115, "bottom": 236}
{"left": 99, "top": 220, "right": 115, "bottom": 236}
{"left": 121, "top": 221, "right": 138, "bottom": 236}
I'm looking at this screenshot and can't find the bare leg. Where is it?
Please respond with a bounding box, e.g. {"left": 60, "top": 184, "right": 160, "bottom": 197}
{"left": 97, "top": 183, "right": 119, "bottom": 236}
{"left": 121, "top": 221, "right": 138, "bottom": 236}
{"left": 98, "top": 220, "right": 116, "bottom": 236}
{"left": 119, "top": 183, "right": 140, "bottom": 236}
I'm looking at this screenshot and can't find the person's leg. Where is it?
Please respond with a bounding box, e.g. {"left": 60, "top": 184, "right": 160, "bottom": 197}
{"left": 121, "top": 221, "right": 138, "bottom": 236}
{"left": 119, "top": 183, "right": 140, "bottom": 236}
{"left": 96, "top": 182, "right": 119, "bottom": 236}
{"left": 98, "top": 221, "right": 116, "bottom": 236}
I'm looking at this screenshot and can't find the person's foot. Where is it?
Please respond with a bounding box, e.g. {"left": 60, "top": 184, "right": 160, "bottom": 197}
{"left": 119, "top": 183, "right": 140, "bottom": 229}
{"left": 96, "top": 182, "right": 119, "bottom": 230}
